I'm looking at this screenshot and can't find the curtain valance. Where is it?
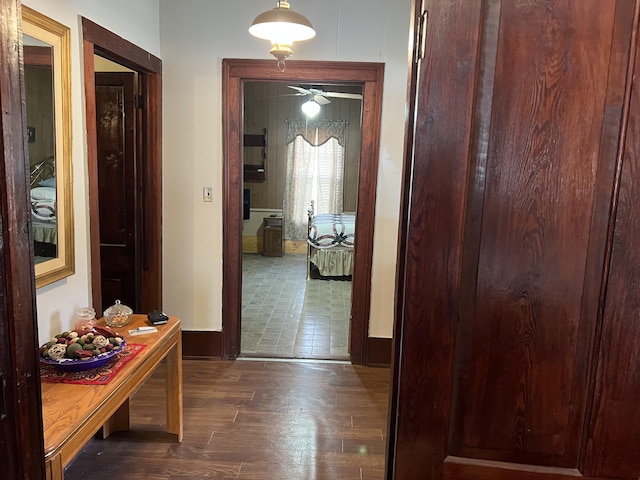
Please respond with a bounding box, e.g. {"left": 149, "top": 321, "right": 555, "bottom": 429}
{"left": 286, "top": 118, "right": 348, "bottom": 147}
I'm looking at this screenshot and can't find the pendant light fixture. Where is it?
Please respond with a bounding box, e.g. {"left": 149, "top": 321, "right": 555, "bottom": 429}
{"left": 249, "top": 1, "right": 316, "bottom": 72}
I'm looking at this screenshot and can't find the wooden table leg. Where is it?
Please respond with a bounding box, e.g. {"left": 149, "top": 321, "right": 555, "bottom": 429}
{"left": 100, "top": 399, "right": 130, "bottom": 439}
{"left": 45, "top": 454, "right": 63, "bottom": 480}
{"left": 165, "top": 334, "right": 183, "bottom": 441}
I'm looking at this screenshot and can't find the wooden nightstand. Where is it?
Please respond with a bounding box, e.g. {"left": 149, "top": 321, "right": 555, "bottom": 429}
{"left": 262, "top": 216, "right": 284, "bottom": 257}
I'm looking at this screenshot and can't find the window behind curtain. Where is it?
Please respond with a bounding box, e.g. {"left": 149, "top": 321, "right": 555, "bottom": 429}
{"left": 283, "top": 119, "right": 347, "bottom": 241}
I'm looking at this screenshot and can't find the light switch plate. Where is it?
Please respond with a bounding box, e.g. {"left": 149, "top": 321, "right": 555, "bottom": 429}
{"left": 203, "top": 186, "right": 213, "bottom": 202}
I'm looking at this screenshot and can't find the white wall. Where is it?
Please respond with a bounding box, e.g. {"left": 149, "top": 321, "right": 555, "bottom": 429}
{"left": 159, "top": 0, "right": 412, "bottom": 337}
{"left": 244, "top": 209, "right": 282, "bottom": 238}
{"left": 24, "top": 0, "right": 161, "bottom": 343}
{"left": 25, "top": 0, "right": 410, "bottom": 343}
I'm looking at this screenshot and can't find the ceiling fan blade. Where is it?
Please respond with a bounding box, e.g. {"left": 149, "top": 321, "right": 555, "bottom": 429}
{"left": 323, "top": 91, "right": 363, "bottom": 100}
{"left": 288, "top": 85, "right": 311, "bottom": 95}
{"left": 313, "top": 94, "right": 332, "bottom": 105}
{"left": 268, "top": 94, "right": 302, "bottom": 99}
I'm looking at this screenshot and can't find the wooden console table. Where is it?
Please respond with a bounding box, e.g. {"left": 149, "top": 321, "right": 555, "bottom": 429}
{"left": 41, "top": 314, "right": 183, "bottom": 479}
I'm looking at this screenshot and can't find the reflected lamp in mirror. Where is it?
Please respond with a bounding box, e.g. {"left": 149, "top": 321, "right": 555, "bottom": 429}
{"left": 22, "top": 6, "right": 74, "bottom": 288}
{"left": 249, "top": 1, "right": 315, "bottom": 71}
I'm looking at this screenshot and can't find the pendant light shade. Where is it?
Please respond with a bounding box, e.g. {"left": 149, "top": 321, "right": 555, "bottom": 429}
{"left": 249, "top": 1, "right": 316, "bottom": 71}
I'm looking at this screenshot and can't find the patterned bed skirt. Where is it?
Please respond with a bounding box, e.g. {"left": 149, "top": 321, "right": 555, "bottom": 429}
{"left": 310, "top": 247, "right": 353, "bottom": 277}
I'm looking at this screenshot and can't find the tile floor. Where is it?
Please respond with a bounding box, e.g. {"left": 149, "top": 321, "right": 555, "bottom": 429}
{"left": 241, "top": 253, "right": 351, "bottom": 360}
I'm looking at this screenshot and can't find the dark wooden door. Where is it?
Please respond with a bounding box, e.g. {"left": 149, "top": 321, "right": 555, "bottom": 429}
{"left": 95, "top": 72, "right": 140, "bottom": 312}
{"left": 390, "top": 0, "right": 640, "bottom": 478}
{"left": 0, "top": 0, "right": 46, "bottom": 476}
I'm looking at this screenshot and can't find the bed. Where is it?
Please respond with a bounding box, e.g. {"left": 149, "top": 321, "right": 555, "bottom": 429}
{"left": 29, "top": 156, "right": 57, "bottom": 257}
{"left": 307, "top": 201, "right": 355, "bottom": 279}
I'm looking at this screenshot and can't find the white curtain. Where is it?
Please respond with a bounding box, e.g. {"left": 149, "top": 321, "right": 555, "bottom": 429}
{"left": 283, "top": 119, "right": 347, "bottom": 241}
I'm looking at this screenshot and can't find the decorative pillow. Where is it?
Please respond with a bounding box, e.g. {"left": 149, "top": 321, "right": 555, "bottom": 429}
{"left": 31, "top": 186, "right": 56, "bottom": 201}
{"left": 38, "top": 177, "right": 56, "bottom": 188}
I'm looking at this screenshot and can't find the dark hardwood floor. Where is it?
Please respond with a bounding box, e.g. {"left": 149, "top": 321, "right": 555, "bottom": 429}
{"left": 64, "top": 358, "right": 390, "bottom": 479}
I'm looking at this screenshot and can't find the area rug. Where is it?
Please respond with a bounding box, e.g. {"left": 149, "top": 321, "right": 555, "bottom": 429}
{"left": 40, "top": 343, "right": 146, "bottom": 385}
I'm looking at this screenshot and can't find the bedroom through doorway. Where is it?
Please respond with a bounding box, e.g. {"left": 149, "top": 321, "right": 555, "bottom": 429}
{"left": 241, "top": 81, "right": 362, "bottom": 360}
{"left": 222, "top": 59, "right": 384, "bottom": 364}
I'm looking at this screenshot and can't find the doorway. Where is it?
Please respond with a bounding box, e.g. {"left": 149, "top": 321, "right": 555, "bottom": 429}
{"left": 241, "top": 81, "right": 362, "bottom": 359}
{"left": 222, "top": 59, "right": 384, "bottom": 364}
{"left": 94, "top": 66, "right": 140, "bottom": 311}
{"left": 82, "top": 18, "right": 163, "bottom": 315}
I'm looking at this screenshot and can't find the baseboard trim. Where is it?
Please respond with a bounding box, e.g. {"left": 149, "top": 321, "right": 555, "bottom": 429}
{"left": 182, "top": 330, "right": 223, "bottom": 358}
{"left": 182, "top": 331, "right": 392, "bottom": 365}
{"left": 367, "top": 337, "right": 392, "bottom": 366}
{"left": 242, "top": 235, "right": 258, "bottom": 253}
{"left": 243, "top": 239, "right": 308, "bottom": 255}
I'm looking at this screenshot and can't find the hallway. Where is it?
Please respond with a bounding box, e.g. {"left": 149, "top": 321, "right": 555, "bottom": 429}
{"left": 64, "top": 358, "right": 389, "bottom": 479}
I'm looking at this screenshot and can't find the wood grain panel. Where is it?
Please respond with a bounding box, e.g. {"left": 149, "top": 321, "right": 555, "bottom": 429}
{"left": 443, "top": 456, "right": 596, "bottom": 480}
{"left": 222, "top": 59, "right": 243, "bottom": 360}
{"left": 182, "top": 330, "right": 223, "bottom": 358}
{"left": 578, "top": 1, "right": 638, "bottom": 474}
{"left": 392, "top": 0, "right": 639, "bottom": 478}
{"left": 392, "top": 0, "right": 483, "bottom": 477}
{"left": 82, "top": 17, "right": 161, "bottom": 73}
{"left": 584, "top": 2, "right": 640, "bottom": 476}
{"left": 0, "top": 0, "right": 46, "bottom": 477}
{"left": 387, "top": 0, "right": 422, "bottom": 474}
{"left": 453, "top": 0, "right": 618, "bottom": 466}
{"left": 142, "top": 69, "right": 163, "bottom": 313}
{"left": 23, "top": 44, "right": 52, "bottom": 66}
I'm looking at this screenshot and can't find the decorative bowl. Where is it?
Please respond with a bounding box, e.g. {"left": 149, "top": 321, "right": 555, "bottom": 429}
{"left": 41, "top": 340, "right": 126, "bottom": 372}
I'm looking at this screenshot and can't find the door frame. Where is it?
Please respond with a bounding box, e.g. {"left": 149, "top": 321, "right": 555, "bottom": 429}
{"left": 221, "top": 59, "right": 384, "bottom": 364}
{"left": 0, "top": 0, "right": 46, "bottom": 476}
{"left": 82, "top": 18, "right": 163, "bottom": 314}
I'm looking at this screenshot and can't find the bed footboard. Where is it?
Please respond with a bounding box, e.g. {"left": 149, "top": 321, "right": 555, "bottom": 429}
{"left": 307, "top": 200, "right": 315, "bottom": 279}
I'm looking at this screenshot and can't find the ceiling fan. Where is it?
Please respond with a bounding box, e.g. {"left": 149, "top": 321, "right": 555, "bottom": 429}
{"left": 287, "top": 85, "right": 363, "bottom": 105}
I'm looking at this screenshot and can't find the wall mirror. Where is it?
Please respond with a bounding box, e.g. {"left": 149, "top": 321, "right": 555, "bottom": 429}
{"left": 22, "top": 6, "right": 74, "bottom": 288}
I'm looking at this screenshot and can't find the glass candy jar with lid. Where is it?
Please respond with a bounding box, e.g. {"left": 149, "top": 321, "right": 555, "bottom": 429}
{"left": 74, "top": 307, "right": 96, "bottom": 332}
{"left": 103, "top": 299, "right": 133, "bottom": 327}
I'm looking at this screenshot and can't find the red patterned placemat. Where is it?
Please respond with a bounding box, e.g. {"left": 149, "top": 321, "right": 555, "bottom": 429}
{"left": 40, "top": 343, "right": 146, "bottom": 385}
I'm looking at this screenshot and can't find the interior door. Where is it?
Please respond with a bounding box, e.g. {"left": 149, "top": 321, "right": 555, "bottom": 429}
{"left": 390, "top": 0, "right": 640, "bottom": 478}
{"left": 0, "top": 0, "right": 46, "bottom": 476}
{"left": 95, "top": 72, "right": 140, "bottom": 312}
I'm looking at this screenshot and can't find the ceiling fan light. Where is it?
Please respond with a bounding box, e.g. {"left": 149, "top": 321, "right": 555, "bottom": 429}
{"left": 301, "top": 99, "right": 321, "bottom": 118}
{"left": 249, "top": 1, "right": 316, "bottom": 43}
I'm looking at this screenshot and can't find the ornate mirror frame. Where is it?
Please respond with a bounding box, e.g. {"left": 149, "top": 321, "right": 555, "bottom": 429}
{"left": 22, "top": 6, "right": 74, "bottom": 288}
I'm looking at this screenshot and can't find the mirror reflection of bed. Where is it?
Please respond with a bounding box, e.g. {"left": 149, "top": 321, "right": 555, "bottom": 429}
{"left": 30, "top": 156, "right": 58, "bottom": 264}
{"left": 24, "top": 34, "right": 57, "bottom": 265}
{"left": 241, "top": 81, "right": 362, "bottom": 360}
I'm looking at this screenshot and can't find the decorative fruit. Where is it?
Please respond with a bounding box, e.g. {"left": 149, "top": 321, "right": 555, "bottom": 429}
{"left": 40, "top": 327, "right": 124, "bottom": 360}
{"left": 47, "top": 344, "right": 67, "bottom": 360}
